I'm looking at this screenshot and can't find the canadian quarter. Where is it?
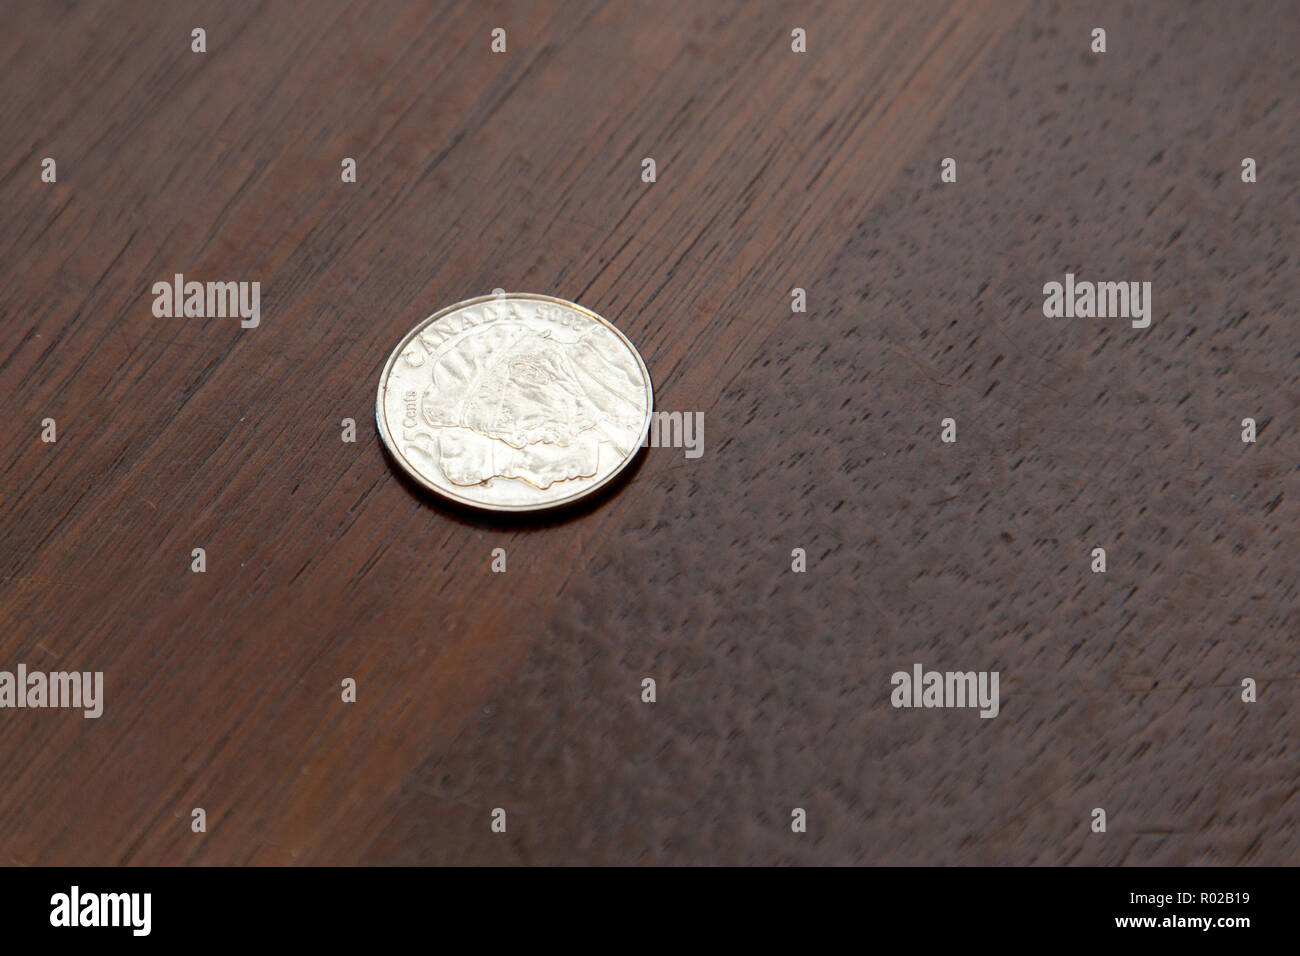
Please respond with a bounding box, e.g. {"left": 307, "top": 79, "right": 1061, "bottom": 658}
{"left": 376, "top": 293, "right": 654, "bottom": 512}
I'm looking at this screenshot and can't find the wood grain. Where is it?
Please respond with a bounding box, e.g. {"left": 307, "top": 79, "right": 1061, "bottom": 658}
{"left": 0, "top": 0, "right": 1295, "bottom": 865}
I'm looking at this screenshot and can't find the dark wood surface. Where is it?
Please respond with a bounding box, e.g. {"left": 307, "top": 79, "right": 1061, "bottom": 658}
{"left": 1, "top": 0, "right": 1295, "bottom": 865}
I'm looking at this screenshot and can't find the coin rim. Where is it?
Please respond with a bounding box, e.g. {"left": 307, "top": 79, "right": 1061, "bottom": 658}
{"left": 376, "top": 293, "right": 655, "bottom": 512}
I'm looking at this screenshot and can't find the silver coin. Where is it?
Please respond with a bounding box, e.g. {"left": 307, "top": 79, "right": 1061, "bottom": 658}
{"left": 376, "top": 293, "right": 654, "bottom": 512}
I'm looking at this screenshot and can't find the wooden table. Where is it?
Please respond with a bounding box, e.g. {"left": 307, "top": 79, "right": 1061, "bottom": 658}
{"left": 1, "top": 0, "right": 1295, "bottom": 865}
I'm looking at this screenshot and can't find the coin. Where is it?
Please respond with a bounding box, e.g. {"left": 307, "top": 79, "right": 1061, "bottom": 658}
{"left": 376, "top": 293, "right": 654, "bottom": 512}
